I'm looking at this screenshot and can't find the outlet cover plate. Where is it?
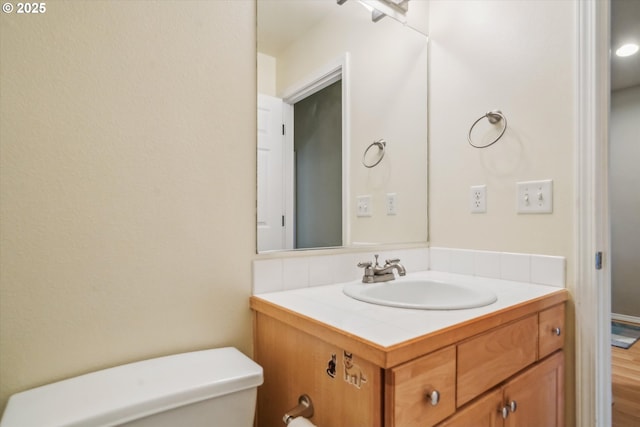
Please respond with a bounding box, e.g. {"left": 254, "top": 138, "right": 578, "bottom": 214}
{"left": 517, "top": 180, "right": 553, "bottom": 213}
{"left": 470, "top": 185, "right": 487, "bottom": 213}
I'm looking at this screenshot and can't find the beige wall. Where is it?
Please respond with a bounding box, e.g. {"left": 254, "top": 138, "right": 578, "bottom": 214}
{"left": 428, "top": 1, "right": 576, "bottom": 425}
{"left": 429, "top": 0, "right": 575, "bottom": 261}
{"left": 0, "top": 0, "right": 255, "bottom": 411}
{"left": 257, "top": 52, "right": 277, "bottom": 97}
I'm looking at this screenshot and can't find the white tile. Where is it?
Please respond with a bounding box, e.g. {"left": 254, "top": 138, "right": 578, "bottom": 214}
{"left": 420, "top": 248, "right": 430, "bottom": 271}
{"left": 283, "top": 258, "right": 309, "bottom": 290}
{"left": 474, "top": 250, "right": 501, "bottom": 278}
{"left": 429, "top": 247, "right": 451, "bottom": 272}
{"left": 304, "top": 285, "right": 365, "bottom": 311}
{"left": 252, "top": 259, "right": 283, "bottom": 294}
{"left": 500, "top": 252, "right": 531, "bottom": 282}
{"left": 255, "top": 270, "right": 563, "bottom": 348}
{"left": 395, "top": 248, "right": 430, "bottom": 273}
{"left": 332, "top": 253, "right": 362, "bottom": 283}
{"left": 531, "top": 255, "right": 565, "bottom": 287}
{"left": 450, "top": 249, "right": 475, "bottom": 275}
{"left": 309, "top": 256, "right": 335, "bottom": 287}
{"left": 343, "top": 318, "right": 416, "bottom": 347}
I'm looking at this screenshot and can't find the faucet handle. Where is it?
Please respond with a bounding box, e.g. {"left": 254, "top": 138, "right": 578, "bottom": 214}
{"left": 357, "top": 261, "right": 372, "bottom": 268}
{"left": 385, "top": 258, "right": 401, "bottom": 265}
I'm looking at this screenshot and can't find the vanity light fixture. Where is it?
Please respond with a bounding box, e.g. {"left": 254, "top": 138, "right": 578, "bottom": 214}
{"left": 361, "top": 0, "right": 408, "bottom": 23}
{"left": 615, "top": 43, "right": 639, "bottom": 57}
{"left": 338, "top": 0, "right": 409, "bottom": 24}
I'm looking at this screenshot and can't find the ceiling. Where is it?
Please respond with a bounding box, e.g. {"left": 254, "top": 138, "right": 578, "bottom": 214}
{"left": 258, "top": 0, "right": 640, "bottom": 91}
{"left": 611, "top": 0, "right": 640, "bottom": 91}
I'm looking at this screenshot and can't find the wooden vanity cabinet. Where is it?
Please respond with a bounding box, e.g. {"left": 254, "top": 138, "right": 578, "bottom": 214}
{"left": 251, "top": 294, "right": 567, "bottom": 427}
{"left": 438, "top": 351, "right": 564, "bottom": 427}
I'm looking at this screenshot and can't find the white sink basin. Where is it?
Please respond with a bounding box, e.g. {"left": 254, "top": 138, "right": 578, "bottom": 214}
{"left": 343, "top": 277, "right": 498, "bottom": 310}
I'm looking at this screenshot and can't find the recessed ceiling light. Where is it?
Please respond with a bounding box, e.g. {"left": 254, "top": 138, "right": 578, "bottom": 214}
{"left": 615, "top": 43, "right": 639, "bottom": 57}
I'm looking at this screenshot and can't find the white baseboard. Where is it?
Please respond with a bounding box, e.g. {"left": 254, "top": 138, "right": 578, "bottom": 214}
{"left": 611, "top": 313, "right": 640, "bottom": 324}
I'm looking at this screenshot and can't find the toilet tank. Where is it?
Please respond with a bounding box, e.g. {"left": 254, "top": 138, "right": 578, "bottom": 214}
{"left": 0, "top": 347, "right": 263, "bottom": 427}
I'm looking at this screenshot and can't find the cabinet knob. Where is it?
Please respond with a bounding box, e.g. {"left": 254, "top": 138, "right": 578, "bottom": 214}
{"left": 426, "top": 390, "right": 440, "bottom": 406}
{"left": 500, "top": 400, "right": 517, "bottom": 418}
{"left": 552, "top": 327, "right": 562, "bottom": 336}
{"left": 501, "top": 406, "right": 509, "bottom": 419}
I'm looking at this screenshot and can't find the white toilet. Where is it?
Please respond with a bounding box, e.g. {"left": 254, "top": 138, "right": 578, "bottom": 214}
{"left": 0, "top": 347, "right": 263, "bottom": 427}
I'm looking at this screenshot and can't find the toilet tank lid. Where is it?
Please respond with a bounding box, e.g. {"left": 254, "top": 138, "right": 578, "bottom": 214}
{"left": 0, "top": 347, "right": 263, "bottom": 427}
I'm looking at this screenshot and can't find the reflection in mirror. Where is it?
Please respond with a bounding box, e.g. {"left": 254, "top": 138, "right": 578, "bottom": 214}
{"left": 257, "top": 0, "right": 428, "bottom": 253}
{"left": 294, "top": 80, "right": 343, "bottom": 249}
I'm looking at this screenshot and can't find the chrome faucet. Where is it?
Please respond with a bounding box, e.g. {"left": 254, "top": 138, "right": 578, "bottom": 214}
{"left": 357, "top": 255, "right": 406, "bottom": 283}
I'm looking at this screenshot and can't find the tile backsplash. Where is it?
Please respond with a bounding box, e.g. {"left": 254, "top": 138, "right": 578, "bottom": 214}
{"left": 430, "top": 247, "right": 566, "bottom": 288}
{"left": 253, "top": 246, "right": 565, "bottom": 294}
{"left": 253, "top": 248, "right": 430, "bottom": 294}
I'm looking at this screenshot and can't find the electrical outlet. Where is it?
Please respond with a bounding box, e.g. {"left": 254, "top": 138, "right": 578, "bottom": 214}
{"left": 470, "top": 185, "right": 486, "bottom": 213}
{"left": 517, "top": 180, "right": 553, "bottom": 213}
{"left": 386, "top": 193, "right": 397, "bottom": 215}
{"left": 357, "top": 195, "right": 372, "bottom": 217}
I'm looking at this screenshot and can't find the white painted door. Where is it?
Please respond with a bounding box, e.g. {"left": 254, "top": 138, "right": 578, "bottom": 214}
{"left": 257, "top": 94, "right": 285, "bottom": 252}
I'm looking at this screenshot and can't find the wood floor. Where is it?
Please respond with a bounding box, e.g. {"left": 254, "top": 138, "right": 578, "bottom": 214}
{"left": 612, "top": 325, "right": 640, "bottom": 427}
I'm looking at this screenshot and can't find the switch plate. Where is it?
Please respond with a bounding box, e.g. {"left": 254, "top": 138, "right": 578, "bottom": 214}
{"left": 517, "top": 180, "right": 553, "bottom": 213}
{"left": 386, "top": 193, "right": 397, "bottom": 215}
{"left": 357, "top": 195, "right": 372, "bottom": 217}
{"left": 470, "top": 185, "right": 486, "bottom": 213}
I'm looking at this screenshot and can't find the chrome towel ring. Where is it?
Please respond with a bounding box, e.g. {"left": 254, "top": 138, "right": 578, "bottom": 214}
{"left": 468, "top": 110, "right": 507, "bottom": 149}
{"left": 362, "top": 139, "right": 386, "bottom": 168}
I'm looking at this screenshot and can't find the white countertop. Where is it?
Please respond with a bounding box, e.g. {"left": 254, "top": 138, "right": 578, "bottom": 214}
{"left": 253, "top": 270, "right": 564, "bottom": 348}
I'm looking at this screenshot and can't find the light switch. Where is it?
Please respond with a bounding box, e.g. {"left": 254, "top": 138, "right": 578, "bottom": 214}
{"left": 517, "top": 180, "right": 553, "bottom": 213}
{"left": 357, "top": 195, "right": 372, "bottom": 217}
{"left": 386, "top": 193, "right": 397, "bottom": 215}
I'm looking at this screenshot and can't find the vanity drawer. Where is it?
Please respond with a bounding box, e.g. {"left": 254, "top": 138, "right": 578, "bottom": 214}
{"left": 539, "top": 303, "right": 565, "bottom": 358}
{"left": 386, "top": 345, "right": 456, "bottom": 427}
{"left": 457, "top": 315, "right": 537, "bottom": 406}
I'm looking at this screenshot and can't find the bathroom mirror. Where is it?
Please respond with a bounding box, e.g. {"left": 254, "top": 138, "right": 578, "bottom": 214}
{"left": 257, "top": 0, "right": 428, "bottom": 253}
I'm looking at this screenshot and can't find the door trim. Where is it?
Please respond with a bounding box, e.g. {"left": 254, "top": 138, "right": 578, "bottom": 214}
{"left": 575, "top": 1, "right": 611, "bottom": 426}
{"left": 281, "top": 53, "right": 351, "bottom": 248}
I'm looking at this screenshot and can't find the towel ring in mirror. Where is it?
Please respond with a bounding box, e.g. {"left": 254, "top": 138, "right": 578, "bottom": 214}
{"left": 468, "top": 110, "right": 507, "bottom": 149}
{"left": 362, "top": 139, "right": 386, "bottom": 168}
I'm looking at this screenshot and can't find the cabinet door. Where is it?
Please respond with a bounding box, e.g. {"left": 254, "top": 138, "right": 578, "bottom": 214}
{"left": 437, "top": 388, "right": 502, "bottom": 427}
{"left": 503, "top": 352, "right": 564, "bottom": 427}
{"left": 386, "top": 346, "right": 456, "bottom": 427}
